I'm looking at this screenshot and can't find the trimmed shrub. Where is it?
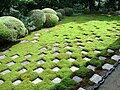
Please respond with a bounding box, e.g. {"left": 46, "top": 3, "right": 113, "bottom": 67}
{"left": 28, "top": 9, "right": 46, "bottom": 31}
{"left": 44, "top": 13, "right": 59, "bottom": 27}
{"left": 0, "top": 16, "right": 28, "bottom": 41}
{"left": 64, "top": 8, "right": 73, "bottom": 16}
{"left": 56, "top": 9, "right": 65, "bottom": 16}
{"left": 57, "top": 12, "right": 63, "bottom": 21}
{"left": 42, "top": 8, "right": 57, "bottom": 15}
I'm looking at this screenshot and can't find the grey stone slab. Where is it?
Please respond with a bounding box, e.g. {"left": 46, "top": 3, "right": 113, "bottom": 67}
{"left": 20, "top": 40, "right": 28, "bottom": 44}
{"left": 81, "top": 51, "right": 88, "bottom": 54}
{"left": 70, "top": 66, "right": 79, "bottom": 72}
{"left": 39, "top": 53, "right": 45, "bottom": 57}
{"left": 99, "top": 56, "right": 106, "bottom": 60}
{"left": 72, "top": 76, "right": 82, "bottom": 83}
{"left": 87, "top": 65, "right": 96, "bottom": 71}
{"left": 52, "top": 67, "right": 60, "bottom": 72}
{"left": 52, "top": 59, "right": 60, "bottom": 63}
{"left": 13, "top": 80, "right": 21, "bottom": 85}
{"left": 2, "top": 50, "right": 10, "bottom": 54}
{"left": 32, "top": 78, "right": 42, "bottom": 84}
{"left": 25, "top": 54, "right": 32, "bottom": 58}
{"left": 107, "top": 49, "right": 114, "bottom": 53}
{"left": 83, "top": 57, "right": 91, "bottom": 61}
{"left": 68, "top": 58, "right": 76, "bottom": 62}
{"left": 102, "top": 63, "right": 113, "bottom": 70}
{"left": 37, "top": 60, "right": 45, "bottom": 64}
{"left": 0, "top": 55, "right": 6, "bottom": 60}
{"left": 34, "top": 68, "right": 44, "bottom": 73}
{"left": 53, "top": 43, "right": 59, "bottom": 46}
{"left": 31, "top": 40, "right": 39, "bottom": 43}
{"left": 18, "top": 68, "right": 27, "bottom": 74}
{"left": 40, "top": 48, "right": 47, "bottom": 52}
{"left": 78, "top": 87, "right": 85, "bottom": 90}
{"left": 11, "top": 55, "right": 19, "bottom": 59}
{"left": 53, "top": 52, "right": 60, "bottom": 56}
{"left": 94, "top": 50, "right": 101, "bottom": 53}
{"left": 1, "top": 69, "right": 11, "bottom": 75}
{"left": 111, "top": 55, "right": 120, "bottom": 61}
{"left": 66, "top": 51, "right": 72, "bottom": 55}
{"left": 52, "top": 77, "right": 61, "bottom": 83}
{"left": 65, "top": 46, "right": 72, "bottom": 49}
{"left": 6, "top": 61, "right": 15, "bottom": 66}
{"left": 21, "top": 60, "right": 30, "bottom": 65}
{"left": 52, "top": 47, "right": 59, "bottom": 51}
{"left": 0, "top": 80, "right": 4, "bottom": 84}
{"left": 34, "top": 33, "right": 40, "bottom": 36}
{"left": 90, "top": 74, "right": 102, "bottom": 84}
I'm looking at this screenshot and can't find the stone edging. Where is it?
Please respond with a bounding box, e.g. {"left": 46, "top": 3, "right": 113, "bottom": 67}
{"left": 86, "top": 59, "right": 120, "bottom": 90}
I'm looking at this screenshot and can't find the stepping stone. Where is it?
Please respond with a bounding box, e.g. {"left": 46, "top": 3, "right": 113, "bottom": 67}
{"left": 40, "top": 47, "right": 47, "bottom": 52}
{"left": 79, "top": 45, "right": 84, "bottom": 48}
{"left": 66, "top": 51, "right": 72, "bottom": 55}
{"left": 1, "top": 69, "right": 11, "bottom": 75}
{"left": 65, "top": 46, "right": 72, "bottom": 49}
{"left": 87, "top": 65, "right": 96, "bottom": 71}
{"left": 39, "top": 53, "right": 45, "bottom": 57}
{"left": 87, "top": 40, "right": 93, "bottom": 43}
{"left": 83, "top": 57, "right": 91, "bottom": 61}
{"left": 99, "top": 56, "right": 106, "bottom": 60}
{"left": 37, "top": 60, "right": 45, "bottom": 64}
{"left": 20, "top": 40, "right": 28, "bottom": 44}
{"left": 64, "top": 38, "right": 69, "bottom": 40}
{"left": 90, "top": 74, "right": 102, "bottom": 84}
{"left": 70, "top": 66, "right": 79, "bottom": 72}
{"left": 2, "top": 50, "right": 10, "bottom": 54}
{"left": 94, "top": 50, "right": 101, "bottom": 53}
{"left": 11, "top": 55, "right": 19, "bottom": 59}
{"left": 44, "top": 30, "right": 49, "bottom": 33}
{"left": 102, "top": 63, "right": 113, "bottom": 70}
{"left": 32, "top": 78, "right": 42, "bottom": 84}
{"left": 107, "top": 49, "right": 114, "bottom": 53}
{"left": 52, "top": 77, "right": 61, "bottom": 83}
{"left": 52, "top": 59, "right": 60, "bottom": 63}
{"left": 76, "top": 41, "right": 82, "bottom": 45}
{"left": 33, "top": 36, "right": 39, "bottom": 39}
{"left": 21, "top": 60, "right": 30, "bottom": 65}
{"left": 78, "top": 88, "right": 85, "bottom": 90}
{"left": 34, "top": 68, "right": 44, "bottom": 73}
{"left": 72, "top": 76, "right": 82, "bottom": 83}
{"left": 64, "top": 42, "right": 69, "bottom": 45}
{"left": 25, "top": 54, "right": 32, "bottom": 58}
{"left": 13, "top": 80, "right": 22, "bottom": 85}
{"left": 81, "top": 51, "right": 88, "bottom": 54}
{"left": 18, "top": 68, "right": 27, "bottom": 74}
{"left": 0, "top": 55, "right": 6, "bottom": 60}
{"left": 52, "top": 67, "right": 60, "bottom": 72}
{"left": 0, "top": 80, "right": 4, "bottom": 85}
{"left": 34, "top": 33, "right": 40, "bottom": 36}
{"left": 68, "top": 58, "right": 76, "bottom": 62}
{"left": 53, "top": 52, "right": 60, "bottom": 56}
{"left": 53, "top": 43, "right": 59, "bottom": 46}
{"left": 31, "top": 40, "right": 38, "bottom": 43}
{"left": 6, "top": 61, "right": 15, "bottom": 66}
{"left": 52, "top": 47, "right": 59, "bottom": 51}
{"left": 111, "top": 55, "right": 120, "bottom": 61}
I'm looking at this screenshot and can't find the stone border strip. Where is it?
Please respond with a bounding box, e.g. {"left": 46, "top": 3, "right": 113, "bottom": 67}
{"left": 86, "top": 59, "right": 120, "bottom": 90}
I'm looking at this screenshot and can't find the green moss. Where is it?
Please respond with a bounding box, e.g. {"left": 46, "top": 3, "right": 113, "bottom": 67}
{"left": 44, "top": 13, "right": 59, "bottom": 27}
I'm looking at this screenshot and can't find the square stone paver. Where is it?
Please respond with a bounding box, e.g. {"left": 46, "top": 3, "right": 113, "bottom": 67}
{"left": 52, "top": 67, "right": 60, "bottom": 72}
{"left": 102, "top": 63, "right": 113, "bottom": 70}
{"left": 25, "top": 54, "right": 32, "bottom": 58}
{"left": 65, "top": 46, "right": 72, "bottom": 49}
{"left": 32, "top": 78, "right": 42, "bottom": 84}
{"left": 87, "top": 65, "right": 96, "bottom": 71}
{"left": 90, "top": 74, "right": 102, "bottom": 84}
{"left": 13, "top": 80, "right": 22, "bottom": 85}
{"left": 18, "top": 68, "right": 27, "bottom": 73}
{"left": 72, "top": 76, "right": 82, "bottom": 83}
{"left": 0, "top": 55, "right": 6, "bottom": 60}
{"left": 2, "top": 50, "right": 10, "bottom": 54}
{"left": 31, "top": 40, "right": 39, "bottom": 43}
{"left": 99, "top": 56, "right": 106, "bottom": 60}
{"left": 81, "top": 51, "right": 88, "bottom": 54}
{"left": 53, "top": 52, "right": 60, "bottom": 56}
{"left": 6, "top": 61, "right": 15, "bottom": 66}
{"left": 70, "top": 66, "right": 79, "bottom": 72}
{"left": 20, "top": 40, "right": 28, "bottom": 44}
{"left": 52, "top": 47, "right": 59, "bottom": 51}
{"left": 111, "top": 55, "right": 120, "bottom": 61}
{"left": 66, "top": 51, "right": 72, "bottom": 55}
{"left": 34, "top": 68, "right": 44, "bottom": 73}
{"left": 68, "top": 58, "right": 76, "bottom": 62}
{"left": 78, "top": 87, "right": 85, "bottom": 90}
{"left": 107, "top": 49, "right": 114, "bottom": 53}
{"left": 52, "top": 58, "right": 60, "bottom": 63}
{"left": 11, "top": 55, "right": 19, "bottom": 59}
{"left": 52, "top": 77, "right": 61, "bottom": 83}
{"left": 83, "top": 57, "right": 91, "bottom": 61}
{"left": 94, "top": 50, "right": 101, "bottom": 53}
{"left": 39, "top": 53, "right": 45, "bottom": 57}
{"left": 1, "top": 69, "right": 11, "bottom": 75}
{"left": 40, "top": 48, "right": 47, "bottom": 52}
{"left": 37, "top": 60, "right": 45, "bottom": 64}
{"left": 53, "top": 43, "right": 59, "bottom": 46}
{"left": 0, "top": 80, "right": 4, "bottom": 85}
{"left": 21, "top": 60, "right": 30, "bottom": 65}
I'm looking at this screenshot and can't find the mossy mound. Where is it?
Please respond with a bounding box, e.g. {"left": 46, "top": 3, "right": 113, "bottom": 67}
{"left": 57, "top": 12, "right": 63, "bottom": 21}
{"left": 0, "top": 16, "right": 28, "bottom": 41}
{"left": 28, "top": 9, "right": 46, "bottom": 31}
{"left": 64, "top": 8, "right": 73, "bottom": 16}
{"left": 44, "top": 13, "right": 59, "bottom": 27}
{"left": 56, "top": 9, "right": 65, "bottom": 16}
{"left": 42, "top": 8, "right": 57, "bottom": 15}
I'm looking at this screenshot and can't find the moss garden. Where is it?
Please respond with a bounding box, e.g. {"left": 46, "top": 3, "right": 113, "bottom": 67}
{"left": 0, "top": 7, "right": 120, "bottom": 90}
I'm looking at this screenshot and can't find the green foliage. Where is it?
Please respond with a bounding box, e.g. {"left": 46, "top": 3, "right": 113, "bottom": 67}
{"left": 74, "top": 66, "right": 94, "bottom": 78}
{"left": 42, "top": 8, "right": 57, "bottom": 15}
{"left": 64, "top": 8, "right": 73, "bottom": 16}
{"left": 56, "top": 9, "right": 65, "bottom": 16}
{"left": 44, "top": 13, "right": 59, "bottom": 27}
{"left": 27, "top": 9, "right": 46, "bottom": 31}
{"left": 0, "top": 16, "right": 28, "bottom": 41}
{"left": 57, "top": 12, "right": 63, "bottom": 21}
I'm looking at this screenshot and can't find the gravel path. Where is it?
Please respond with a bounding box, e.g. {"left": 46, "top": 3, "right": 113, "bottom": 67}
{"left": 98, "top": 63, "right": 120, "bottom": 90}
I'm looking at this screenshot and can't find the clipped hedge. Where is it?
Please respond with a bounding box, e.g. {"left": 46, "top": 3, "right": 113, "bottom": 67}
{"left": 42, "top": 8, "right": 57, "bottom": 15}
{"left": 27, "top": 9, "right": 46, "bottom": 31}
{"left": 57, "top": 12, "right": 63, "bottom": 21}
{"left": 44, "top": 13, "right": 59, "bottom": 27}
{"left": 0, "top": 16, "right": 28, "bottom": 41}
{"left": 64, "top": 8, "right": 73, "bottom": 16}
{"left": 56, "top": 9, "right": 65, "bottom": 16}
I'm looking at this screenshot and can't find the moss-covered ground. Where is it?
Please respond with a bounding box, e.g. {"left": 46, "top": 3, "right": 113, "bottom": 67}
{"left": 0, "top": 14, "right": 120, "bottom": 90}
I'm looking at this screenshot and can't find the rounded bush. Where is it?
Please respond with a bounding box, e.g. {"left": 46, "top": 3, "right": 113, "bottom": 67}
{"left": 28, "top": 9, "right": 46, "bottom": 31}
{"left": 64, "top": 8, "right": 73, "bottom": 16}
{"left": 56, "top": 9, "right": 65, "bottom": 16}
{"left": 57, "top": 12, "right": 63, "bottom": 21}
{"left": 44, "top": 13, "right": 59, "bottom": 27}
{"left": 0, "top": 16, "right": 28, "bottom": 41}
{"left": 42, "top": 8, "right": 57, "bottom": 15}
